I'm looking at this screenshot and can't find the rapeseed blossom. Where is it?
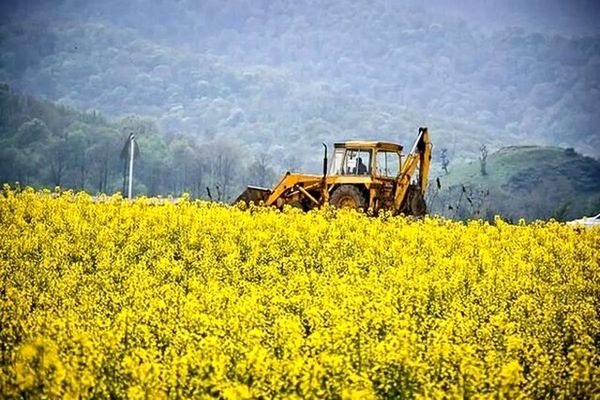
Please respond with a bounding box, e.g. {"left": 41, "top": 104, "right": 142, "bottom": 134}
{"left": 0, "top": 187, "right": 598, "bottom": 398}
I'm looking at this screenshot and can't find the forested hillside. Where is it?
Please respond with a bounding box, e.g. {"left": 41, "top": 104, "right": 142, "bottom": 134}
{"left": 1, "top": 0, "right": 599, "bottom": 166}
{"left": 0, "top": 85, "right": 272, "bottom": 199}
{"left": 0, "top": 17, "right": 493, "bottom": 169}
{"left": 1, "top": 0, "right": 599, "bottom": 215}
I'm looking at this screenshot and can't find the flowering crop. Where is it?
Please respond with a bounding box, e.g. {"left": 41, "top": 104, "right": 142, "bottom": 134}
{"left": 0, "top": 187, "right": 599, "bottom": 399}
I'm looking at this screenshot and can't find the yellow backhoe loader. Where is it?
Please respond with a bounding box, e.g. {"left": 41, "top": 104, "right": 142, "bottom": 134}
{"left": 235, "top": 127, "right": 432, "bottom": 215}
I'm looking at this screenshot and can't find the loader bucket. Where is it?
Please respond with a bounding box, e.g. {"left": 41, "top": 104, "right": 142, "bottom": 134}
{"left": 234, "top": 186, "right": 272, "bottom": 205}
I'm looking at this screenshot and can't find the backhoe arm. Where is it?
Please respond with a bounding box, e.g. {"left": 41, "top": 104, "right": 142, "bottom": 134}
{"left": 393, "top": 127, "right": 432, "bottom": 210}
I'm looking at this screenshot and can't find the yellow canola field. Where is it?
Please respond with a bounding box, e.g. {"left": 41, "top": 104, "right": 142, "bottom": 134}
{"left": 0, "top": 188, "right": 599, "bottom": 399}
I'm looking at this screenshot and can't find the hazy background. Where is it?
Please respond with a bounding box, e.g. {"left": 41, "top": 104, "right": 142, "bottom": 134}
{"left": 0, "top": 0, "right": 599, "bottom": 218}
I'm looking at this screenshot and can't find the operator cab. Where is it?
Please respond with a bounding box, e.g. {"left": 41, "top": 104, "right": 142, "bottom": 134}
{"left": 329, "top": 141, "right": 403, "bottom": 178}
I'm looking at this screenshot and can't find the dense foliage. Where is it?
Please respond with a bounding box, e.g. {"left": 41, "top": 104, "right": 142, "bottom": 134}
{"left": 1, "top": 1, "right": 599, "bottom": 217}
{"left": 1, "top": 188, "right": 599, "bottom": 398}
{"left": 1, "top": 0, "right": 599, "bottom": 164}
{"left": 0, "top": 85, "right": 274, "bottom": 199}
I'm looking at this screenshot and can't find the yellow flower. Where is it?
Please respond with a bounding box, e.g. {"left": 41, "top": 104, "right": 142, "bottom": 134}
{"left": 0, "top": 188, "right": 598, "bottom": 398}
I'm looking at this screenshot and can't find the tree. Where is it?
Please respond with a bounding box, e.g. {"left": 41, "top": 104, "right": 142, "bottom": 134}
{"left": 13, "top": 118, "right": 51, "bottom": 184}
{"left": 48, "top": 132, "right": 68, "bottom": 186}
{"left": 137, "top": 134, "right": 169, "bottom": 196}
{"left": 166, "top": 135, "right": 202, "bottom": 196}
{"left": 87, "top": 127, "right": 121, "bottom": 193}
{"left": 65, "top": 126, "right": 92, "bottom": 190}
{"left": 0, "top": 144, "right": 20, "bottom": 184}
{"left": 15, "top": 118, "right": 50, "bottom": 147}
{"left": 205, "top": 139, "right": 241, "bottom": 201}
{"left": 479, "top": 144, "right": 488, "bottom": 176}
{"left": 246, "top": 153, "right": 277, "bottom": 188}
{"left": 440, "top": 148, "right": 449, "bottom": 174}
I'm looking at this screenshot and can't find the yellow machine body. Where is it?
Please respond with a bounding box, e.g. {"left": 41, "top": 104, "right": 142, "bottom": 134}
{"left": 235, "top": 128, "right": 432, "bottom": 215}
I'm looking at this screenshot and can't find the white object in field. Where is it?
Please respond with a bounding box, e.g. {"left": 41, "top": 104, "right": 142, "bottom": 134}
{"left": 567, "top": 212, "right": 600, "bottom": 228}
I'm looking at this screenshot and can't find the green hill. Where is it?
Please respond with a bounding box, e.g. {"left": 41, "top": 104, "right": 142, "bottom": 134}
{"left": 0, "top": 85, "right": 257, "bottom": 199}
{"left": 429, "top": 146, "right": 600, "bottom": 220}
{"left": 1, "top": 0, "right": 599, "bottom": 165}
{"left": 0, "top": 21, "right": 499, "bottom": 169}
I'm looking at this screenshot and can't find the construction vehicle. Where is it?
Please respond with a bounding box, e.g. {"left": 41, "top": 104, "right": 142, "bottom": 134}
{"left": 235, "top": 127, "right": 432, "bottom": 215}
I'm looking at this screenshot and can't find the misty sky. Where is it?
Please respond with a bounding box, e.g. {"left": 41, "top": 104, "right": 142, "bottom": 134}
{"left": 426, "top": 0, "right": 600, "bottom": 35}
{"left": 2, "top": 0, "right": 600, "bottom": 35}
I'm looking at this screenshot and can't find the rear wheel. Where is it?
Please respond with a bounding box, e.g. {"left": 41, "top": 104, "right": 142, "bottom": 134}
{"left": 330, "top": 185, "right": 368, "bottom": 210}
{"left": 402, "top": 185, "right": 427, "bottom": 216}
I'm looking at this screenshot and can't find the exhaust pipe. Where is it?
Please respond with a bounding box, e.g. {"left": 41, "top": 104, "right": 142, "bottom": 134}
{"left": 321, "top": 143, "right": 329, "bottom": 204}
{"left": 322, "top": 143, "right": 328, "bottom": 178}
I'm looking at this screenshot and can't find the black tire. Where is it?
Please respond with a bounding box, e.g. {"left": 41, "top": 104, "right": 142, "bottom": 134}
{"left": 329, "top": 185, "right": 368, "bottom": 210}
{"left": 287, "top": 200, "right": 307, "bottom": 211}
{"left": 402, "top": 185, "right": 427, "bottom": 216}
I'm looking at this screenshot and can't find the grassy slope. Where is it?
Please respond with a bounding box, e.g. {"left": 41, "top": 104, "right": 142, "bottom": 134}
{"left": 432, "top": 146, "right": 600, "bottom": 220}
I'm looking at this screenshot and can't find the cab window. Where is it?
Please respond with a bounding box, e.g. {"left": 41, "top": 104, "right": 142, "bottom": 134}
{"left": 330, "top": 148, "right": 346, "bottom": 175}
{"left": 343, "top": 149, "right": 371, "bottom": 175}
{"left": 376, "top": 151, "right": 400, "bottom": 177}
{"left": 329, "top": 148, "right": 372, "bottom": 175}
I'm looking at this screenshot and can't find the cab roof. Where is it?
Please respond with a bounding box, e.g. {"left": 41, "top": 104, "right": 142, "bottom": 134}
{"left": 334, "top": 141, "right": 403, "bottom": 152}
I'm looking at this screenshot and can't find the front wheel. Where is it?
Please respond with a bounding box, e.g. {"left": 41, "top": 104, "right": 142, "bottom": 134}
{"left": 329, "top": 185, "right": 368, "bottom": 210}
{"left": 287, "top": 199, "right": 308, "bottom": 211}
